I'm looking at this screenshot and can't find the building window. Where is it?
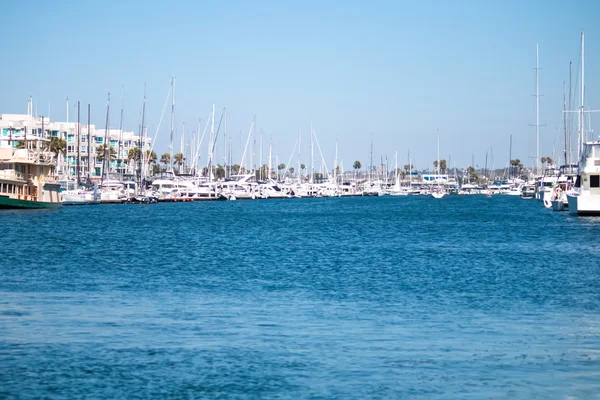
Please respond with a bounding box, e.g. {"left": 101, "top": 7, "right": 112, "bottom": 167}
{"left": 96, "top": 137, "right": 103, "bottom": 144}
{"left": 591, "top": 175, "right": 600, "bottom": 188}
{"left": 67, "top": 135, "right": 74, "bottom": 142}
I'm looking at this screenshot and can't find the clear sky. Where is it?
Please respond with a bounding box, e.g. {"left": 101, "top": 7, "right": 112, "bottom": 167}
{"left": 2, "top": 0, "right": 599, "bottom": 171}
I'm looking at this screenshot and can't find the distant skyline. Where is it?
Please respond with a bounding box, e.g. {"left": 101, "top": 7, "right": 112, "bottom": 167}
{"left": 2, "top": 0, "right": 599, "bottom": 171}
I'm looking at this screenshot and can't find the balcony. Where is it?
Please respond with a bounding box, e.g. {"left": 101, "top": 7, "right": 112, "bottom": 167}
{"left": 0, "top": 169, "right": 29, "bottom": 182}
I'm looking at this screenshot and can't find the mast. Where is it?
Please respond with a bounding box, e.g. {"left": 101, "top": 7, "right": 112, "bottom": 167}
{"left": 139, "top": 85, "right": 146, "bottom": 193}
{"left": 509, "top": 134, "right": 512, "bottom": 178}
{"left": 209, "top": 104, "right": 215, "bottom": 182}
{"left": 181, "top": 122, "right": 185, "bottom": 174}
{"left": 334, "top": 137, "right": 338, "bottom": 181}
{"left": 102, "top": 93, "right": 110, "bottom": 184}
{"left": 369, "top": 139, "right": 373, "bottom": 183}
{"left": 259, "top": 129, "right": 263, "bottom": 180}
{"left": 535, "top": 43, "right": 540, "bottom": 175}
{"left": 563, "top": 81, "right": 567, "bottom": 165}
{"left": 118, "top": 86, "right": 124, "bottom": 180}
{"left": 169, "top": 77, "right": 175, "bottom": 173}
{"left": 297, "top": 128, "right": 301, "bottom": 183}
{"left": 87, "top": 104, "right": 91, "bottom": 181}
{"left": 77, "top": 101, "right": 81, "bottom": 185}
{"left": 310, "top": 123, "right": 314, "bottom": 184}
{"left": 568, "top": 61, "right": 572, "bottom": 164}
{"left": 437, "top": 129, "right": 440, "bottom": 175}
{"left": 579, "top": 31, "right": 585, "bottom": 159}
{"left": 224, "top": 108, "right": 227, "bottom": 177}
{"left": 64, "top": 97, "right": 68, "bottom": 178}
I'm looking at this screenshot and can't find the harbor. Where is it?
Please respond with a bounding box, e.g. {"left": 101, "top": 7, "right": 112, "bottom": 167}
{"left": 2, "top": 2, "right": 600, "bottom": 399}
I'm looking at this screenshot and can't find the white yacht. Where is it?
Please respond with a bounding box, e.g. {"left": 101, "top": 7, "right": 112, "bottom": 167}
{"left": 567, "top": 141, "right": 600, "bottom": 215}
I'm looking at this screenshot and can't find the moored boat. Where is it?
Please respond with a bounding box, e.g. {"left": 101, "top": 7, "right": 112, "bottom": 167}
{"left": 0, "top": 137, "right": 62, "bottom": 209}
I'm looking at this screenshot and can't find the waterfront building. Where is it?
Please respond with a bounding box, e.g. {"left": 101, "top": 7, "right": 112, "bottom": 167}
{"left": 0, "top": 107, "right": 151, "bottom": 182}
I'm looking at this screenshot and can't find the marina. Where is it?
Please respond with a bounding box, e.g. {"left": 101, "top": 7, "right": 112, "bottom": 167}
{"left": 2, "top": 195, "right": 600, "bottom": 398}
{"left": 2, "top": 1, "right": 600, "bottom": 398}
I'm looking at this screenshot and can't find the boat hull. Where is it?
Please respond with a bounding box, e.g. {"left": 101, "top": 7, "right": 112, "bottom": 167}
{"left": 0, "top": 195, "right": 62, "bottom": 209}
{"left": 567, "top": 194, "right": 600, "bottom": 215}
{"left": 551, "top": 200, "right": 568, "bottom": 212}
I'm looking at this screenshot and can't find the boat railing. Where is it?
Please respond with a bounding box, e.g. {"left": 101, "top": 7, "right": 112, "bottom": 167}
{"left": 0, "top": 169, "right": 27, "bottom": 181}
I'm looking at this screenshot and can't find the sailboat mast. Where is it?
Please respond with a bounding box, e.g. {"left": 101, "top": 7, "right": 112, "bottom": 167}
{"left": 310, "top": 123, "right": 314, "bottom": 184}
{"left": 102, "top": 93, "right": 110, "bottom": 184}
{"left": 536, "top": 43, "right": 540, "bottom": 175}
{"left": 139, "top": 86, "right": 146, "bottom": 193}
{"left": 563, "top": 81, "right": 568, "bottom": 165}
{"left": 118, "top": 86, "right": 124, "bottom": 180}
{"left": 334, "top": 137, "right": 338, "bottom": 181}
{"left": 568, "top": 61, "right": 572, "bottom": 164}
{"left": 77, "top": 101, "right": 81, "bottom": 185}
{"left": 87, "top": 104, "right": 91, "bottom": 181}
{"left": 224, "top": 108, "right": 227, "bottom": 177}
{"left": 580, "top": 31, "right": 585, "bottom": 158}
{"left": 437, "top": 129, "right": 440, "bottom": 175}
{"left": 170, "top": 77, "right": 175, "bottom": 173}
{"left": 181, "top": 122, "right": 185, "bottom": 174}
{"left": 297, "top": 128, "right": 301, "bottom": 183}
{"left": 209, "top": 104, "right": 215, "bottom": 182}
{"left": 509, "top": 134, "right": 512, "bottom": 178}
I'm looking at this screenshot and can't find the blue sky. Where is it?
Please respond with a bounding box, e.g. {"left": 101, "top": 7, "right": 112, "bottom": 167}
{"left": 2, "top": 0, "right": 599, "bottom": 171}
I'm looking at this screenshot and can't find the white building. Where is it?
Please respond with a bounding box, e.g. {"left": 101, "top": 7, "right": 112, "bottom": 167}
{"left": 0, "top": 105, "right": 151, "bottom": 181}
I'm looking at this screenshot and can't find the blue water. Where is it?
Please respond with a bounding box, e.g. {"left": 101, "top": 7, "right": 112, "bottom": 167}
{"left": 1, "top": 196, "right": 600, "bottom": 399}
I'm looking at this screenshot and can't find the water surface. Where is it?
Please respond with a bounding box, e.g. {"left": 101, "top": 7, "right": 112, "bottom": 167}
{"left": 1, "top": 196, "right": 599, "bottom": 399}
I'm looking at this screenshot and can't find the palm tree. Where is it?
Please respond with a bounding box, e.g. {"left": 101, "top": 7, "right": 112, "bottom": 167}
{"left": 289, "top": 167, "right": 295, "bottom": 176}
{"left": 466, "top": 166, "right": 477, "bottom": 182}
{"left": 232, "top": 164, "right": 240, "bottom": 175}
{"left": 510, "top": 159, "right": 520, "bottom": 178}
{"left": 214, "top": 165, "right": 225, "bottom": 179}
{"left": 353, "top": 160, "right": 361, "bottom": 171}
{"left": 160, "top": 153, "right": 171, "bottom": 169}
{"left": 146, "top": 150, "right": 157, "bottom": 165}
{"left": 277, "top": 163, "right": 285, "bottom": 180}
{"left": 433, "top": 160, "right": 439, "bottom": 171}
{"left": 48, "top": 137, "right": 67, "bottom": 157}
{"left": 128, "top": 147, "right": 141, "bottom": 162}
{"left": 439, "top": 159, "right": 447, "bottom": 174}
{"left": 300, "top": 163, "right": 306, "bottom": 177}
{"left": 545, "top": 157, "right": 553, "bottom": 166}
{"left": 97, "top": 144, "right": 116, "bottom": 162}
{"left": 173, "top": 153, "right": 185, "bottom": 172}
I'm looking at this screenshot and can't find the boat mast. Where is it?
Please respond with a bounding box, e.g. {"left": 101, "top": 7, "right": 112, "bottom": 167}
{"left": 87, "top": 104, "right": 91, "bottom": 182}
{"left": 334, "top": 137, "right": 338, "bottom": 181}
{"left": 102, "top": 93, "right": 110, "bottom": 185}
{"left": 209, "top": 104, "right": 215, "bottom": 182}
{"left": 563, "top": 81, "right": 567, "bottom": 166}
{"left": 535, "top": 43, "right": 540, "bottom": 175}
{"left": 509, "top": 134, "right": 512, "bottom": 178}
{"left": 224, "top": 108, "right": 227, "bottom": 178}
{"left": 77, "top": 101, "right": 81, "bottom": 185}
{"left": 181, "top": 122, "right": 185, "bottom": 174}
{"left": 169, "top": 77, "right": 175, "bottom": 173}
{"left": 437, "top": 129, "right": 440, "bottom": 176}
{"left": 118, "top": 86, "right": 124, "bottom": 181}
{"left": 579, "top": 31, "right": 585, "bottom": 160}
{"left": 568, "top": 61, "right": 572, "bottom": 164}
{"left": 310, "top": 122, "right": 314, "bottom": 184}
{"left": 139, "top": 85, "right": 146, "bottom": 193}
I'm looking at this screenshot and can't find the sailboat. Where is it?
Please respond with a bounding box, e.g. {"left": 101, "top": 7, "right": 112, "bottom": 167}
{"left": 567, "top": 32, "right": 600, "bottom": 215}
{"left": 432, "top": 130, "right": 445, "bottom": 199}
